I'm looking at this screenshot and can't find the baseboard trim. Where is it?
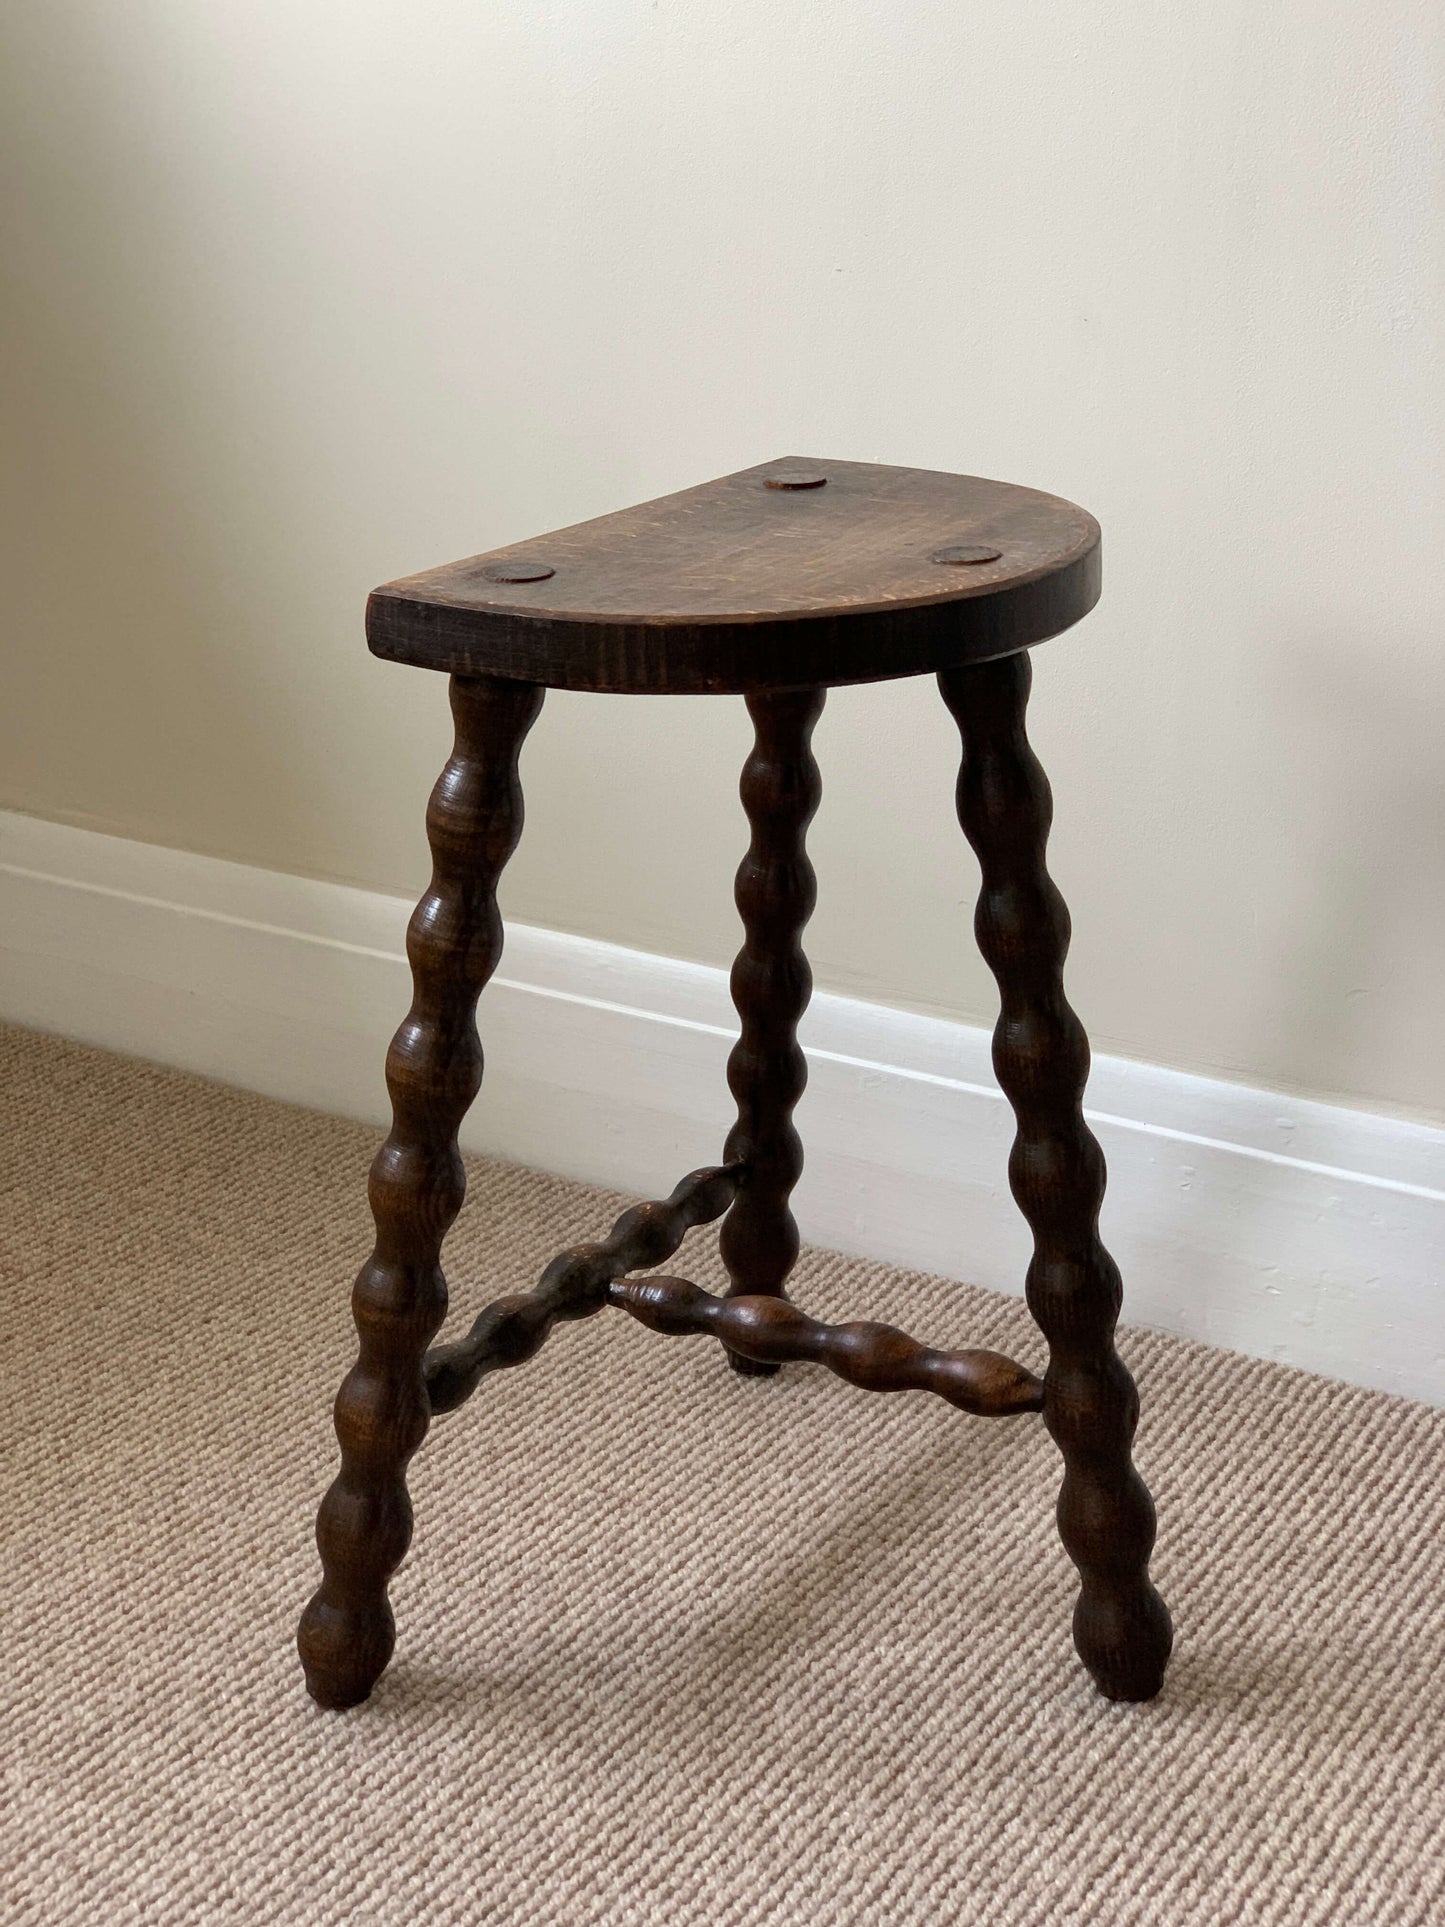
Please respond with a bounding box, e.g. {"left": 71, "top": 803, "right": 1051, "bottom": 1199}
{"left": 3, "top": 808, "right": 1441, "bottom": 1405}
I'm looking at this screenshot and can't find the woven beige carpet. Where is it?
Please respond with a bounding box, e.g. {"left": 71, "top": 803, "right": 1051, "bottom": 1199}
{"left": 2, "top": 1023, "right": 1442, "bottom": 1925}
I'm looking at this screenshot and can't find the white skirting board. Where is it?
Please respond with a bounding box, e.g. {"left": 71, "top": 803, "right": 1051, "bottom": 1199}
{"left": 3, "top": 808, "right": 1441, "bottom": 1406}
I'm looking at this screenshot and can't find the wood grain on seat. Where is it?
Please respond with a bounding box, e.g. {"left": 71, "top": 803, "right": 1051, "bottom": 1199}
{"left": 366, "top": 457, "right": 1100, "bottom": 692}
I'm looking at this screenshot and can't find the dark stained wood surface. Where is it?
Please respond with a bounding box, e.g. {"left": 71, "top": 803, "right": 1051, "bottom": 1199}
{"left": 423, "top": 1163, "right": 742, "bottom": 1413}
{"left": 297, "top": 674, "right": 543, "bottom": 1710}
{"left": 940, "top": 653, "right": 1172, "bottom": 1701}
{"left": 367, "top": 458, "right": 1100, "bottom": 692}
{"left": 719, "top": 687, "right": 823, "bottom": 1373}
{"left": 610, "top": 1274, "right": 1045, "bottom": 1418}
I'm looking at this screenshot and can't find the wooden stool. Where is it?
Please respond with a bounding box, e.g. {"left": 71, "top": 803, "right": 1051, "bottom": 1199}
{"left": 297, "top": 457, "right": 1173, "bottom": 1711}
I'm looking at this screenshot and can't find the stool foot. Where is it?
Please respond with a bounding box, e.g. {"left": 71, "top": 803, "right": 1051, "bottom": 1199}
{"left": 297, "top": 675, "right": 542, "bottom": 1710}
{"left": 1072, "top": 1570, "right": 1173, "bottom": 1702}
{"left": 719, "top": 688, "right": 824, "bottom": 1370}
{"left": 940, "top": 654, "right": 1173, "bottom": 1704}
{"left": 299, "top": 1562, "right": 398, "bottom": 1710}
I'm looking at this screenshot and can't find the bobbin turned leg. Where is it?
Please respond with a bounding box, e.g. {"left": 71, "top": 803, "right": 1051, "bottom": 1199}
{"left": 719, "top": 687, "right": 824, "bottom": 1376}
{"left": 939, "top": 653, "right": 1172, "bottom": 1702}
{"left": 297, "top": 675, "right": 543, "bottom": 1709}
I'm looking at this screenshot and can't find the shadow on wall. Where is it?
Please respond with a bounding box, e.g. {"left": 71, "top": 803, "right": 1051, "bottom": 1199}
{"left": 1265, "top": 630, "right": 1443, "bottom": 1119}
{"left": 0, "top": 8, "right": 397, "bottom": 876}
{"left": 1110, "top": 626, "right": 1445, "bottom": 1388}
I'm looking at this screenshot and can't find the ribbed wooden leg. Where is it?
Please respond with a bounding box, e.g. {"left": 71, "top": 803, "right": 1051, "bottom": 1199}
{"left": 719, "top": 687, "right": 824, "bottom": 1376}
{"left": 297, "top": 674, "right": 543, "bottom": 1709}
{"left": 939, "top": 653, "right": 1172, "bottom": 1701}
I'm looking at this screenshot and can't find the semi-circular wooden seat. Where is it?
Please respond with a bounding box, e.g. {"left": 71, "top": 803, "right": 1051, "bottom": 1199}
{"left": 366, "top": 456, "right": 1100, "bottom": 693}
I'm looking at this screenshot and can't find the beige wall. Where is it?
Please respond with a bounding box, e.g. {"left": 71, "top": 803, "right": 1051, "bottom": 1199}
{"left": 2, "top": 2, "right": 1441, "bottom": 1121}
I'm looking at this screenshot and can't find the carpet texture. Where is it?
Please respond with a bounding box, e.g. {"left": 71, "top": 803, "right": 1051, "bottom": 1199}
{"left": 1, "top": 1022, "right": 1441, "bottom": 1925}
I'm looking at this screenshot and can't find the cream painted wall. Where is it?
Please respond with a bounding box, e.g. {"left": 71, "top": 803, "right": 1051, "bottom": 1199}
{"left": 2, "top": 2, "right": 1441, "bottom": 1121}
